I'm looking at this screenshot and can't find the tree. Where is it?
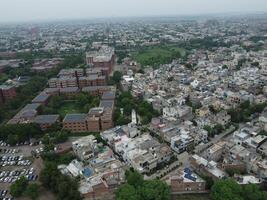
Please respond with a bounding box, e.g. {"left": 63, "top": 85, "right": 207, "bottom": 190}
{"left": 242, "top": 184, "right": 267, "bottom": 200}
{"left": 240, "top": 100, "right": 250, "bottom": 110}
{"left": 211, "top": 179, "right": 243, "bottom": 200}
{"left": 222, "top": 65, "right": 228, "bottom": 69}
{"left": 52, "top": 130, "right": 69, "bottom": 144}
{"left": 112, "top": 71, "right": 123, "bottom": 84}
{"left": 40, "top": 163, "right": 61, "bottom": 192}
{"left": 211, "top": 179, "right": 267, "bottom": 200}
{"left": 116, "top": 169, "right": 170, "bottom": 200}
{"left": 125, "top": 169, "right": 144, "bottom": 188}
{"left": 209, "top": 105, "right": 218, "bottom": 114}
{"left": 40, "top": 162, "right": 82, "bottom": 200}
{"left": 201, "top": 175, "right": 214, "bottom": 189}
{"left": 24, "top": 184, "right": 40, "bottom": 200}
{"left": 116, "top": 184, "right": 141, "bottom": 200}
{"left": 0, "top": 123, "right": 43, "bottom": 145}
{"left": 225, "top": 168, "right": 242, "bottom": 177}
{"left": 140, "top": 180, "right": 170, "bottom": 200}
{"left": 10, "top": 177, "right": 28, "bottom": 197}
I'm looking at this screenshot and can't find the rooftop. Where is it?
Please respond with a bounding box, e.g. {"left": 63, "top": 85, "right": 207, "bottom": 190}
{"left": 34, "top": 114, "right": 60, "bottom": 124}
{"left": 63, "top": 114, "right": 87, "bottom": 123}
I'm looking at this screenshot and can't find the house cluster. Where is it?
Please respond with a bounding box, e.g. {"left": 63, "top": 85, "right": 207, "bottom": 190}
{"left": 150, "top": 119, "right": 208, "bottom": 154}
{"left": 101, "top": 126, "right": 173, "bottom": 174}
{"left": 58, "top": 135, "right": 125, "bottom": 200}
{"left": 188, "top": 111, "right": 267, "bottom": 185}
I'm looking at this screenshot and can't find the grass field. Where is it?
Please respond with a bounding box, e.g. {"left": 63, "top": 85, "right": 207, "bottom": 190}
{"left": 133, "top": 45, "right": 186, "bottom": 68}
{"left": 58, "top": 101, "right": 84, "bottom": 117}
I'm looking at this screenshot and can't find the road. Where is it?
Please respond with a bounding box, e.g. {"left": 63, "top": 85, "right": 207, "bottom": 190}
{"left": 194, "top": 125, "right": 236, "bottom": 154}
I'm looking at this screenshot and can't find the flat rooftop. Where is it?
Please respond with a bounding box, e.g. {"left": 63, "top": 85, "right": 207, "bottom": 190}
{"left": 101, "top": 91, "right": 115, "bottom": 100}
{"left": 32, "top": 92, "right": 50, "bottom": 103}
{"left": 34, "top": 114, "right": 59, "bottom": 124}
{"left": 63, "top": 114, "right": 87, "bottom": 123}
{"left": 99, "top": 100, "right": 114, "bottom": 109}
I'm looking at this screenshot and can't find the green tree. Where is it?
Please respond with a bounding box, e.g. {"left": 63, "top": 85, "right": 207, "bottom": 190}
{"left": 125, "top": 169, "right": 144, "bottom": 188}
{"left": 116, "top": 184, "right": 141, "bottom": 200}
{"left": 211, "top": 179, "right": 243, "bottom": 200}
{"left": 140, "top": 180, "right": 170, "bottom": 200}
{"left": 112, "top": 71, "right": 123, "bottom": 84}
{"left": 24, "top": 183, "right": 40, "bottom": 200}
{"left": 116, "top": 169, "right": 170, "bottom": 200}
{"left": 40, "top": 163, "right": 61, "bottom": 192}
{"left": 40, "top": 162, "right": 82, "bottom": 200}
{"left": 242, "top": 184, "right": 267, "bottom": 200}
{"left": 10, "top": 176, "right": 29, "bottom": 197}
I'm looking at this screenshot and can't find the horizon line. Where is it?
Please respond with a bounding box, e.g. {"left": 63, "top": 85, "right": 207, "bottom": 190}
{"left": 0, "top": 11, "right": 266, "bottom": 25}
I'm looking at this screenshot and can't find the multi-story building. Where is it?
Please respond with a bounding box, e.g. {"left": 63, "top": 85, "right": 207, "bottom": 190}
{"left": 72, "top": 135, "right": 97, "bottom": 161}
{"left": 0, "top": 85, "right": 17, "bottom": 103}
{"left": 32, "top": 92, "right": 51, "bottom": 105}
{"left": 59, "top": 87, "right": 80, "bottom": 98}
{"left": 48, "top": 75, "right": 106, "bottom": 89}
{"left": 63, "top": 114, "right": 88, "bottom": 133}
{"left": 170, "top": 168, "right": 206, "bottom": 193}
{"left": 33, "top": 114, "right": 60, "bottom": 130}
{"left": 86, "top": 46, "right": 115, "bottom": 74}
{"left": 82, "top": 86, "right": 113, "bottom": 97}
{"left": 58, "top": 68, "right": 84, "bottom": 77}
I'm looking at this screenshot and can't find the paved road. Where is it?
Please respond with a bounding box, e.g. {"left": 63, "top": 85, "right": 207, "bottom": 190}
{"left": 194, "top": 125, "right": 236, "bottom": 154}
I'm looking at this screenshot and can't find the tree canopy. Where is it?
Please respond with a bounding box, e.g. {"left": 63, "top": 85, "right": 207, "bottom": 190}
{"left": 116, "top": 169, "right": 170, "bottom": 200}
{"left": 10, "top": 176, "right": 29, "bottom": 197}
{"left": 211, "top": 179, "right": 267, "bottom": 200}
{"left": 0, "top": 123, "right": 43, "bottom": 145}
{"left": 40, "top": 162, "right": 82, "bottom": 200}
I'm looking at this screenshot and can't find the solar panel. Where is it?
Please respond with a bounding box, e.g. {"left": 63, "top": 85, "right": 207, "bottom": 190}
{"left": 184, "top": 168, "right": 192, "bottom": 174}
{"left": 184, "top": 173, "right": 197, "bottom": 182}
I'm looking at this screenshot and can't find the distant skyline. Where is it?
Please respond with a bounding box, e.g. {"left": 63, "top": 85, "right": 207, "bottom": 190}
{"left": 0, "top": 0, "right": 267, "bottom": 23}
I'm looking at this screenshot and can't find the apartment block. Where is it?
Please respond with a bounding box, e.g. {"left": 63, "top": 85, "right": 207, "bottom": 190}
{"left": 0, "top": 85, "right": 17, "bottom": 103}
{"left": 63, "top": 114, "right": 88, "bottom": 133}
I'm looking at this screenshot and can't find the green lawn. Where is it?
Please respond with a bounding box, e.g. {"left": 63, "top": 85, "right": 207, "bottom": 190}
{"left": 58, "top": 101, "right": 84, "bottom": 117}
{"left": 133, "top": 45, "right": 186, "bottom": 68}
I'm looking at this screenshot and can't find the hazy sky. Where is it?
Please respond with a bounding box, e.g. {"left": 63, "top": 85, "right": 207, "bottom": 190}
{"left": 0, "top": 0, "right": 267, "bottom": 23}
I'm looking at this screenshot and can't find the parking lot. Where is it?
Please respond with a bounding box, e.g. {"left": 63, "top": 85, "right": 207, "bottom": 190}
{"left": 0, "top": 140, "right": 44, "bottom": 199}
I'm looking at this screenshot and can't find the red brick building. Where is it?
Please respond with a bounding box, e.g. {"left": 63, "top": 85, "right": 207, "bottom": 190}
{"left": 0, "top": 85, "right": 17, "bottom": 103}
{"left": 86, "top": 46, "right": 116, "bottom": 74}
{"left": 170, "top": 168, "right": 206, "bottom": 193}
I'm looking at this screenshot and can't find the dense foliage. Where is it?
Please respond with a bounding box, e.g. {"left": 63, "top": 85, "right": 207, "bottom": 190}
{"left": 0, "top": 76, "right": 47, "bottom": 123}
{"left": 10, "top": 177, "right": 39, "bottom": 200}
{"left": 211, "top": 179, "right": 267, "bottom": 200}
{"left": 204, "top": 124, "right": 224, "bottom": 138}
{"left": 0, "top": 123, "right": 43, "bottom": 145}
{"left": 115, "top": 91, "right": 159, "bottom": 125}
{"left": 40, "top": 162, "right": 82, "bottom": 200}
{"left": 116, "top": 169, "right": 170, "bottom": 200}
{"left": 228, "top": 101, "right": 267, "bottom": 123}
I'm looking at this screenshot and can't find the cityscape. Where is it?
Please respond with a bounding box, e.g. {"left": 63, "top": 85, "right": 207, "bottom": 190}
{"left": 0, "top": 1, "right": 267, "bottom": 200}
